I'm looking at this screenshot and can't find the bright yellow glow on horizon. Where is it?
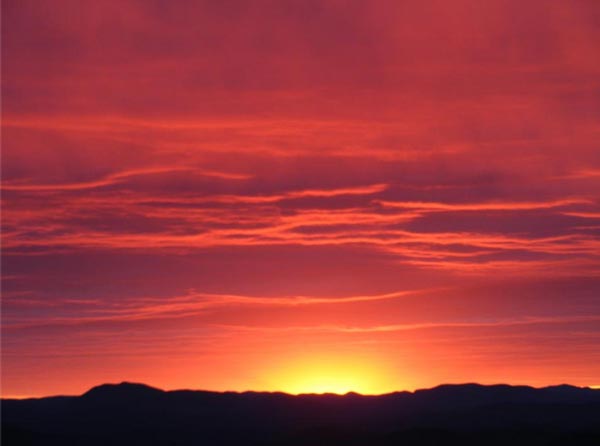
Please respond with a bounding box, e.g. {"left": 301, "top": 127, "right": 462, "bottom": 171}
{"left": 271, "top": 354, "right": 393, "bottom": 395}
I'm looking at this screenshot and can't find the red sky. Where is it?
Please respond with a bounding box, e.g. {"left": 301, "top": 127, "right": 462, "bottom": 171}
{"left": 2, "top": 0, "right": 600, "bottom": 397}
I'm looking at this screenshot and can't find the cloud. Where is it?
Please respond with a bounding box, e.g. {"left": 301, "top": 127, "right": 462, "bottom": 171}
{"left": 2, "top": 0, "right": 600, "bottom": 396}
{"left": 1, "top": 166, "right": 252, "bottom": 191}
{"left": 216, "top": 315, "right": 600, "bottom": 334}
{"left": 2, "top": 288, "right": 432, "bottom": 329}
{"left": 377, "top": 198, "right": 592, "bottom": 212}
{"left": 562, "top": 211, "right": 600, "bottom": 219}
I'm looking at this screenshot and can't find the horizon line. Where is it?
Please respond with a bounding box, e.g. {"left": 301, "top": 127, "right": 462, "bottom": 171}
{"left": 4, "top": 381, "right": 599, "bottom": 400}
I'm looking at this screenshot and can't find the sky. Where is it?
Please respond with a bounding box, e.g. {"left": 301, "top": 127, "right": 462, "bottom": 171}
{"left": 2, "top": 0, "right": 600, "bottom": 398}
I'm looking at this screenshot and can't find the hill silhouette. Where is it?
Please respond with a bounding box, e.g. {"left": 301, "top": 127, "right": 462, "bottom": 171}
{"left": 3, "top": 382, "right": 600, "bottom": 445}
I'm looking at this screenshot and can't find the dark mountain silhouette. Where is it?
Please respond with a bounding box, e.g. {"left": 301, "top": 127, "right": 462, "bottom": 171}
{"left": 3, "top": 382, "right": 600, "bottom": 445}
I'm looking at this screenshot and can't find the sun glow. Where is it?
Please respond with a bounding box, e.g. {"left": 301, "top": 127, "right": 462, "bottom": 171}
{"left": 273, "top": 354, "right": 393, "bottom": 395}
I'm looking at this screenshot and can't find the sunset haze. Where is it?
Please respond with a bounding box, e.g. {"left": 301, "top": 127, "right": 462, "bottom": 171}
{"left": 2, "top": 0, "right": 600, "bottom": 398}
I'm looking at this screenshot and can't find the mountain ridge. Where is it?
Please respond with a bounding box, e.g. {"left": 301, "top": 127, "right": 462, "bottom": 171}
{"left": 5, "top": 380, "right": 597, "bottom": 400}
{"left": 4, "top": 382, "right": 600, "bottom": 445}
